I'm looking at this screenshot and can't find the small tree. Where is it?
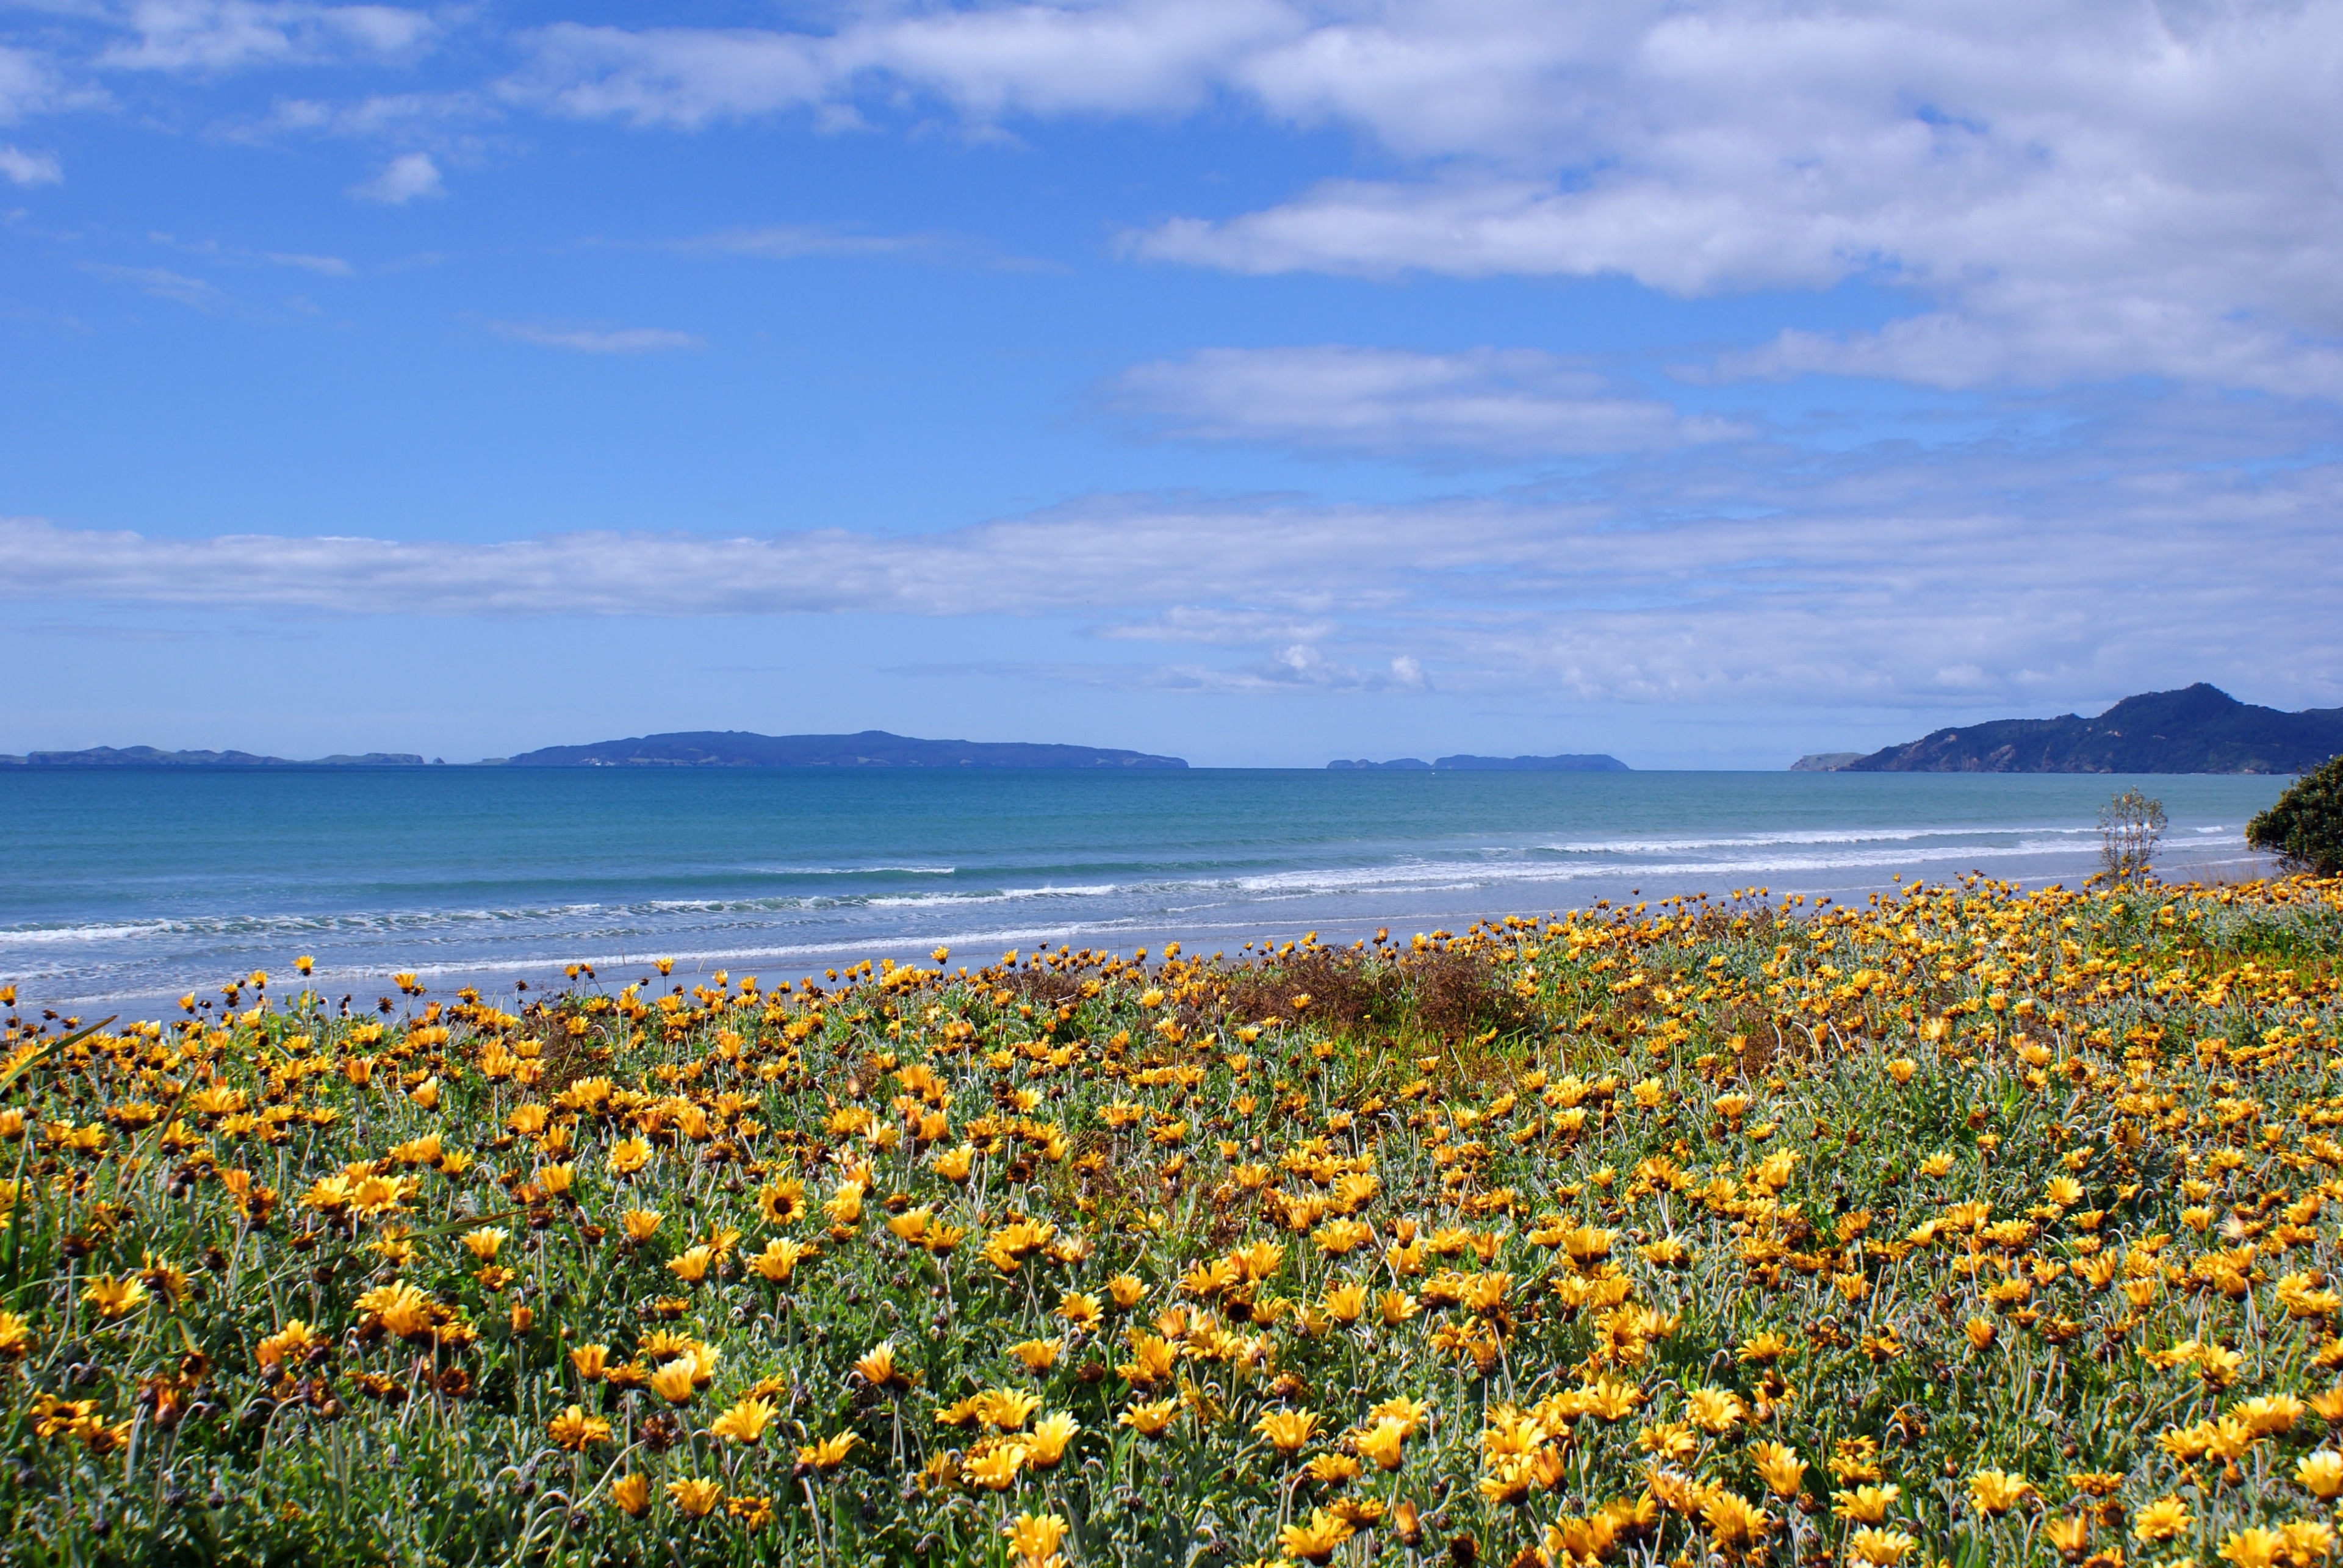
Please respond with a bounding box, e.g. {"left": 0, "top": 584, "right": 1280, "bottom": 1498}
{"left": 2098, "top": 788, "right": 2167, "bottom": 885}
{"left": 2247, "top": 753, "right": 2343, "bottom": 876}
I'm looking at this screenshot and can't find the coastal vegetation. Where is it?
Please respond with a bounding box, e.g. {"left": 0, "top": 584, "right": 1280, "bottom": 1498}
{"left": 1, "top": 872, "right": 2341, "bottom": 1566}
{"left": 2251, "top": 760, "right": 2343, "bottom": 877}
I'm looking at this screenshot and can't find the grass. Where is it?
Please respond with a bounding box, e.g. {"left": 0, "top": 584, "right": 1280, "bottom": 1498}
{"left": 1, "top": 872, "right": 2341, "bottom": 1567}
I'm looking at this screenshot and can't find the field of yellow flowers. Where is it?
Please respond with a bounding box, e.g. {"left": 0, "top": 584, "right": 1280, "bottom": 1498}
{"left": 4, "top": 872, "right": 2342, "bottom": 1567}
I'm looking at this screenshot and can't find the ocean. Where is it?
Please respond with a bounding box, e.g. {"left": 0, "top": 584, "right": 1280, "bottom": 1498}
{"left": 0, "top": 766, "right": 2289, "bottom": 1016}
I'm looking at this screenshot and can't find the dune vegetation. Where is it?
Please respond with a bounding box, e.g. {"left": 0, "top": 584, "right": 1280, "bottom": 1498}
{"left": 4, "top": 874, "right": 2342, "bottom": 1567}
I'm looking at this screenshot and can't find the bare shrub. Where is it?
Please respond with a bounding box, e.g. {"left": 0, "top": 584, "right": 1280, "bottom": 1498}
{"left": 2098, "top": 788, "right": 2167, "bottom": 884}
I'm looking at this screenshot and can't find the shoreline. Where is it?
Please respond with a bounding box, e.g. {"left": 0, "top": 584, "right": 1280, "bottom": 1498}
{"left": 20, "top": 847, "right": 2283, "bottom": 1026}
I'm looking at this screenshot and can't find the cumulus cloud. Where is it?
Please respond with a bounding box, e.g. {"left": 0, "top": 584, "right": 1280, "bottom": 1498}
{"left": 350, "top": 150, "right": 440, "bottom": 203}
{"left": 1114, "top": 347, "right": 1743, "bottom": 457}
{"left": 6, "top": 402, "right": 2338, "bottom": 710}
{"left": 99, "top": 1, "right": 436, "bottom": 73}
{"left": 489, "top": 322, "right": 702, "bottom": 353}
{"left": 503, "top": 1, "right": 2343, "bottom": 398}
{"left": 0, "top": 145, "right": 60, "bottom": 185}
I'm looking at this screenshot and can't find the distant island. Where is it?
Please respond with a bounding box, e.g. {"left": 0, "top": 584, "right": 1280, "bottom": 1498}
{"left": 1798, "top": 685, "right": 2343, "bottom": 774}
{"left": 0, "top": 747, "right": 431, "bottom": 767}
{"left": 502, "top": 730, "right": 1187, "bottom": 769}
{"left": 1330, "top": 753, "right": 1629, "bottom": 772}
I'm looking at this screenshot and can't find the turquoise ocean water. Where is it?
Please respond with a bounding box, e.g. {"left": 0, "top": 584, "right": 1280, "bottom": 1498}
{"left": 0, "top": 768, "right": 2290, "bottom": 1015}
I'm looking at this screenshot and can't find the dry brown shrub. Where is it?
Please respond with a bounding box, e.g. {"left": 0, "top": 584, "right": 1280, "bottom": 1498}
{"left": 1721, "top": 1004, "right": 1807, "bottom": 1079}
{"left": 526, "top": 1023, "right": 610, "bottom": 1098}
{"left": 1004, "top": 967, "right": 1087, "bottom": 1009}
{"left": 1405, "top": 946, "right": 1532, "bottom": 1044}
{"left": 1218, "top": 948, "right": 1407, "bottom": 1035}
{"left": 1207, "top": 941, "right": 1537, "bottom": 1056}
{"left": 1697, "top": 910, "right": 1771, "bottom": 945}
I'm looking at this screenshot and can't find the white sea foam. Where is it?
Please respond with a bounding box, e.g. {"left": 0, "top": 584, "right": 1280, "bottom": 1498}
{"left": 0, "top": 829, "right": 2218, "bottom": 955}
{"left": 745, "top": 865, "right": 959, "bottom": 876}
{"left": 3, "top": 771, "right": 2284, "bottom": 1011}
{"left": 1531, "top": 822, "right": 2093, "bottom": 855}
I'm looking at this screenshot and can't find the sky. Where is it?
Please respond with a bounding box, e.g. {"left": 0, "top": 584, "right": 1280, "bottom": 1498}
{"left": 2, "top": 0, "right": 2340, "bottom": 769}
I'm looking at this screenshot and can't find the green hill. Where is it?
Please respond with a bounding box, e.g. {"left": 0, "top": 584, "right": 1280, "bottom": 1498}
{"left": 1842, "top": 683, "right": 2343, "bottom": 773}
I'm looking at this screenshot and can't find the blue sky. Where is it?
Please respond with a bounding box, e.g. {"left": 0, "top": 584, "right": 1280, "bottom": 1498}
{"left": 4, "top": 0, "right": 2340, "bottom": 767}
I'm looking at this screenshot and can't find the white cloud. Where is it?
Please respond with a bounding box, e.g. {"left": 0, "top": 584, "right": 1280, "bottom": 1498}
{"left": 888, "top": 648, "right": 1427, "bottom": 694}
{"left": 0, "top": 145, "right": 60, "bottom": 185}
{"left": 0, "top": 47, "right": 40, "bottom": 122}
{"left": 488, "top": 322, "right": 702, "bottom": 353}
{"left": 232, "top": 87, "right": 488, "bottom": 145}
{"left": 350, "top": 150, "right": 440, "bottom": 203}
{"left": 1114, "top": 346, "right": 1743, "bottom": 456}
{"left": 507, "top": 1, "right": 2343, "bottom": 397}
{"left": 1152, "top": 2, "right": 2343, "bottom": 396}
{"left": 147, "top": 232, "right": 354, "bottom": 274}
{"left": 0, "top": 43, "right": 104, "bottom": 124}
{"left": 511, "top": 3, "right": 1296, "bottom": 128}
{"left": 1093, "top": 606, "right": 1340, "bottom": 646}
{"left": 5, "top": 401, "right": 2338, "bottom": 711}
{"left": 262, "top": 249, "right": 351, "bottom": 275}
{"left": 100, "top": 1, "right": 436, "bottom": 73}
{"left": 669, "top": 225, "right": 932, "bottom": 261}
{"left": 1711, "top": 304, "right": 2343, "bottom": 398}
{"left": 1131, "top": 177, "right": 1850, "bottom": 290}
{"left": 81, "top": 262, "right": 224, "bottom": 307}
{"left": 511, "top": 25, "right": 829, "bottom": 128}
